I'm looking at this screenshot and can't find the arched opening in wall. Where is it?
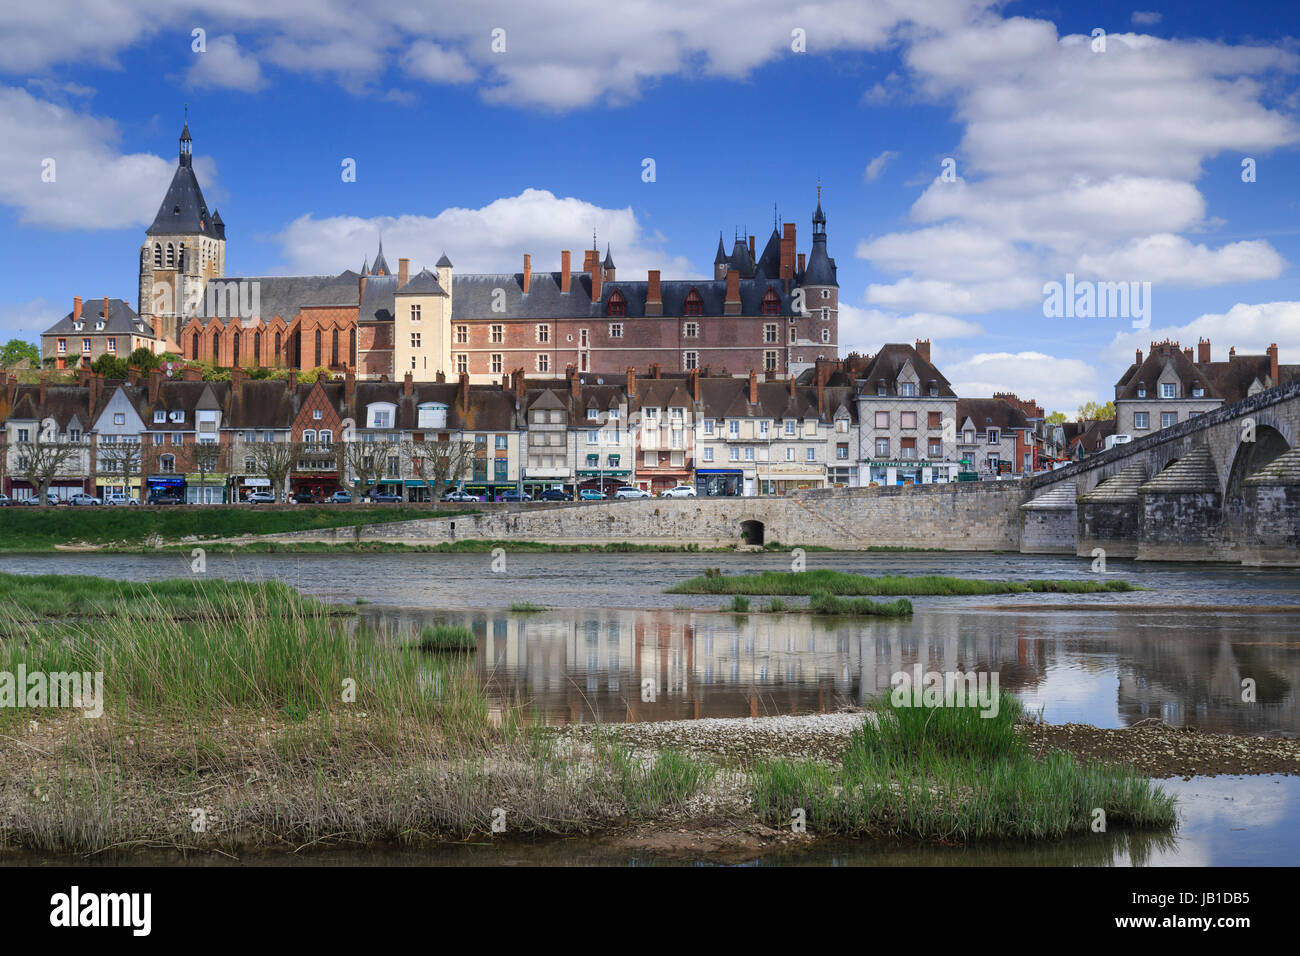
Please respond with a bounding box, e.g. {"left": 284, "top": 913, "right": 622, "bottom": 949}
{"left": 349, "top": 328, "right": 356, "bottom": 367}
{"left": 211, "top": 328, "right": 221, "bottom": 364}
{"left": 254, "top": 331, "right": 262, "bottom": 366}
{"left": 1224, "top": 424, "right": 1291, "bottom": 542}
{"left": 274, "top": 331, "right": 282, "bottom": 365}
{"left": 191, "top": 332, "right": 200, "bottom": 360}
{"left": 740, "top": 520, "right": 765, "bottom": 546}
{"left": 232, "top": 330, "right": 241, "bottom": 368}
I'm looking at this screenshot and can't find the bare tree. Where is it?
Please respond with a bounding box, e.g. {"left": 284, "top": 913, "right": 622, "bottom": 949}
{"left": 191, "top": 441, "right": 226, "bottom": 504}
{"left": 340, "top": 439, "right": 399, "bottom": 499}
{"left": 14, "top": 419, "right": 86, "bottom": 502}
{"left": 403, "top": 437, "right": 475, "bottom": 501}
{"left": 249, "top": 440, "right": 303, "bottom": 500}
{"left": 97, "top": 439, "right": 142, "bottom": 500}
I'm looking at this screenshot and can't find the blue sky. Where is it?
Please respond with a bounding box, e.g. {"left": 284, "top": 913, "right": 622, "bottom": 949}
{"left": 2, "top": 0, "right": 1298, "bottom": 413}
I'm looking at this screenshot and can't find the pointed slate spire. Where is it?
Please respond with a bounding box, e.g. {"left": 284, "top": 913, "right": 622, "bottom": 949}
{"left": 603, "top": 243, "right": 614, "bottom": 269}
{"left": 436, "top": 252, "right": 452, "bottom": 268}
{"left": 147, "top": 119, "right": 211, "bottom": 237}
{"left": 361, "top": 257, "right": 370, "bottom": 276}
{"left": 714, "top": 232, "right": 727, "bottom": 265}
{"left": 371, "top": 238, "right": 391, "bottom": 276}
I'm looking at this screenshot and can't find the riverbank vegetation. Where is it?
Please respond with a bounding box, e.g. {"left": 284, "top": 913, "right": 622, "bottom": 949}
{"left": 671, "top": 569, "right": 1142, "bottom": 597}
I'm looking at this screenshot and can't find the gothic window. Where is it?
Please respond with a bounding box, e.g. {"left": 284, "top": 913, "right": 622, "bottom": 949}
{"left": 349, "top": 329, "right": 356, "bottom": 367}
{"left": 275, "top": 331, "right": 282, "bottom": 364}
{"left": 761, "top": 289, "right": 781, "bottom": 316}
{"left": 607, "top": 289, "right": 626, "bottom": 317}
{"left": 254, "top": 331, "right": 262, "bottom": 366}
{"left": 684, "top": 289, "right": 703, "bottom": 316}
{"left": 332, "top": 328, "right": 339, "bottom": 367}
{"left": 153, "top": 244, "right": 162, "bottom": 268}
{"left": 233, "top": 330, "right": 240, "bottom": 367}
{"left": 314, "top": 328, "right": 322, "bottom": 366}
{"left": 166, "top": 243, "right": 175, "bottom": 268}
{"left": 211, "top": 328, "right": 221, "bottom": 364}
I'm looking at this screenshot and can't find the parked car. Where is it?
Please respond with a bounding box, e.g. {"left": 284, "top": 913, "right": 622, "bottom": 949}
{"left": 538, "top": 489, "right": 570, "bottom": 501}
{"left": 291, "top": 490, "right": 322, "bottom": 504}
{"left": 69, "top": 493, "right": 102, "bottom": 506}
{"left": 498, "top": 491, "right": 532, "bottom": 502}
{"left": 0, "top": 494, "right": 10, "bottom": 507}
{"left": 245, "top": 491, "right": 276, "bottom": 504}
{"left": 579, "top": 489, "right": 606, "bottom": 500}
{"left": 103, "top": 493, "right": 139, "bottom": 506}
{"left": 365, "top": 490, "right": 403, "bottom": 503}
{"left": 21, "top": 493, "right": 57, "bottom": 506}
{"left": 441, "top": 490, "right": 480, "bottom": 503}
{"left": 614, "top": 486, "right": 651, "bottom": 499}
{"left": 147, "top": 490, "right": 184, "bottom": 505}
{"left": 329, "top": 491, "right": 353, "bottom": 504}
{"left": 660, "top": 484, "right": 697, "bottom": 498}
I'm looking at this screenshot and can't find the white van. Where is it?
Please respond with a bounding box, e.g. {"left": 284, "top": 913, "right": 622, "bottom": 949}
{"left": 1103, "top": 434, "right": 1133, "bottom": 451}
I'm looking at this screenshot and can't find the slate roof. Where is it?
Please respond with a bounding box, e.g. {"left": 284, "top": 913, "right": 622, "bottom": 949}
{"left": 396, "top": 268, "right": 447, "bottom": 296}
{"left": 147, "top": 130, "right": 213, "bottom": 238}
{"left": 1070, "top": 419, "right": 1117, "bottom": 454}
{"left": 7, "top": 383, "right": 112, "bottom": 427}
{"left": 755, "top": 227, "right": 782, "bottom": 279}
{"left": 43, "top": 299, "right": 154, "bottom": 337}
{"left": 193, "top": 273, "right": 361, "bottom": 323}
{"left": 857, "top": 344, "right": 956, "bottom": 398}
{"left": 1114, "top": 344, "right": 1215, "bottom": 400}
{"left": 957, "top": 398, "right": 1031, "bottom": 432}
{"left": 803, "top": 234, "right": 836, "bottom": 286}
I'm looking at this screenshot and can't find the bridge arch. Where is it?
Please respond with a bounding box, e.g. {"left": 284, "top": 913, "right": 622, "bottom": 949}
{"left": 1223, "top": 421, "right": 1292, "bottom": 550}
{"left": 740, "top": 519, "right": 765, "bottom": 546}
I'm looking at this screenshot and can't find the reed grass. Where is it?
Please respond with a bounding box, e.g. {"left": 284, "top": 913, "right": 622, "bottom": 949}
{"left": 418, "top": 624, "right": 477, "bottom": 652}
{"left": 670, "top": 569, "right": 1141, "bottom": 596}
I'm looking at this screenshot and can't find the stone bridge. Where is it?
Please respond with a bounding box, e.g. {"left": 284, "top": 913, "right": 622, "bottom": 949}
{"left": 1020, "top": 378, "right": 1300, "bottom": 564}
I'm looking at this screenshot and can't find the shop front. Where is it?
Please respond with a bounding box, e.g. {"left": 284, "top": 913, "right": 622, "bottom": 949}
{"left": 6, "top": 477, "right": 90, "bottom": 502}
{"left": 93, "top": 476, "right": 144, "bottom": 500}
{"left": 576, "top": 466, "right": 631, "bottom": 498}
{"left": 696, "top": 468, "right": 744, "bottom": 497}
{"left": 865, "top": 460, "right": 959, "bottom": 486}
{"left": 145, "top": 474, "right": 187, "bottom": 500}
{"left": 237, "top": 476, "right": 272, "bottom": 501}
{"left": 758, "top": 463, "right": 826, "bottom": 496}
{"left": 186, "top": 473, "right": 228, "bottom": 504}
{"left": 291, "top": 473, "right": 341, "bottom": 501}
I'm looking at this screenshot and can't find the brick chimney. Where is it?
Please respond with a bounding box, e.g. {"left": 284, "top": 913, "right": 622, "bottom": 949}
{"left": 748, "top": 369, "right": 758, "bottom": 404}
{"left": 403, "top": 369, "right": 414, "bottom": 398}
{"left": 148, "top": 367, "right": 163, "bottom": 404}
{"left": 73, "top": 296, "right": 82, "bottom": 322}
{"left": 780, "top": 223, "right": 796, "bottom": 283}
{"left": 88, "top": 372, "right": 101, "bottom": 415}
{"left": 39, "top": 373, "right": 47, "bottom": 408}
{"left": 724, "top": 270, "right": 740, "bottom": 315}
{"left": 1229, "top": 346, "right": 1236, "bottom": 359}
{"left": 560, "top": 251, "right": 571, "bottom": 293}
{"left": 798, "top": 252, "right": 806, "bottom": 275}
{"left": 522, "top": 254, "right": 531, "bottom": 294}
{"left": 1135, "top": 348, "right": 1143, "bottom": 365}
{"left": 690, "top": 367, "right": 700, "bottom": 402}
{"left": 514, "top": 367, "right": 526, "bottom": 407}
{"left": 650, "top": 362, "right": 661, "bottom": 379}
{"left": 626, "top": 366, "right": 636, "bottom": 400}
{"left": 316, "top": 370, "right": 328, "bottom": 384}
{"left": 789, "top": 374, "right": 796, "bottom": 398}
{"left": 358, "top": 271, "right": 368, "bottom": 302}
{"left": 817, "top": 373, "right": 825, "bottom": 419}
{"left": 231, "top": 366, "right": 247, "bottom": 392}
{"left": 182, "top": 365, "right": 202, "bottom": 382}
{"left": 398, "top": 257, "right": 409, "bottom": 287}
{"left": 1183, "top": 346, "right": 1193, "bottom": 361}
{"left": 1198, "top": 338, "right": 1211, "bottom": 364}
{"left": 286, "top": 370, "right": 297, "bottom": 398}
{"left": 1268, "top": 343, "right": 1279, "bottom": 385}
{"left": 646, "top": 270, "right": 662, "bottom": 316}
{"left": 103, "top": 296, "right": 110, "bottom": 328}
{"left": 458, "top": 371, "right": 470, "bottom": 408}
{"left": 128, "top": 366, "right": 142, "bottom": 386}
{"left": 436, "top": 370, "right": 446, "bottom": 383}
{"left": 589, "top": 253, "right": 602, "bottom": 304}
{"left": 747, "top": 235, "right": 755, "bottom": 260}
{"left": 915, "top": 338, "right": 931, "bottom": 363}
{"left": 570, "top": 366, "right": 581, "bottom": 400}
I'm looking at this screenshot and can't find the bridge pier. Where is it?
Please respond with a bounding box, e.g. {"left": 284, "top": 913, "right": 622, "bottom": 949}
{"left": 1136, "top": 447, "right": 1227, "bottom": 562}
{"left": 1240, "top": 448, "right": 1300, "bottom": 566}
{"left": 1019, "top": 483, "right": 1078, "bottom": 554}
{"left": 1076, "top": 462, "right": 1147, "bottom": 559}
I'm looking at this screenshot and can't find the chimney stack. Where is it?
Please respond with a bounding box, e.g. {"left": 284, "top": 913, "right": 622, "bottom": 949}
{"left": 231, "top": 366, "right": 247, "bottom": 392}
{"left": 88, "top": 372, "right": 101, "bottom": 415}
{"left": 690, "top": 367, "right": 700, "bottom": 402}
{"left": 560, "top": 251, "right": 571, "bottom": 293}
{"left": 522, "top": 254, "right": 531, "bottom": 294}
{"left": 570, "top": 364, "right": 581, "bottom": 399}
{"left": 403, "top": 369, "right": 414, "bottom": 398}
{"left": 148, "top": 367, "right": 163, "bottom": 404}
{"left": 39, "top": 373, "right": 47, "bottom": 408}
{"left": 103, "top": 297, "right": 110, "bottom": 328}
{"left": 514, "top": 367, "right": 526, "bottom": 407}
{"left": 398, "top": 258, "right": 409, "bottom": 287}
{"left": 797, "top": 252, "right": 806, "bottom": 275}
{"left": 915, "top": 338, "right": 931, "bottom": 363}
{"left": 458, "top": 371, "right": 469, "bottom": 408}
{"left": 1229, "top": 346, "right": 1236, "bottom": 359}
{"left": 1268, "top": 343, "right": 1279, "bottom": 385}
{"left": 181, "top": 365, "right": 202, "bottom": 382}
{"left": 626, "top": 366, "right": 636, "bottom": 400}
{"left": 780, "top": 223, "right": 796, "bottom": 284}
{"left": 747, "top": 235, "right": 755, "bottom": 260}
{"left": 128, "top": 366, "right": 143, "bottom": 386}
{"left": 650, "top": 362, "right": 661, "bottom": 379}
{"left": 748, "top": 369, "right": 758, "bottom": 404}
{"left": 1183, "top": 346, "right": 1193, "bottom": 361}
{"left": 1198, "top": 338, "right": 1211, "bottom": 364}
{"left": 789, "top": 374, "right": 796, "bottom": 398}
{"left": 589, "top": 252, "right": 602, "bottom": 304}
{"left": 73, "top": 296, "right": 82, "bottom": 322}
{"left": 724, "top": 270, "right": 740, "bottom": 315}
{"left": 1136, "top": 348, "right": 1143, "bottom": 365}
{"left": 358, "top": 271, "right": 368, "bottom": 302}
{"left": 646, "top": 270, "right": 662, "bottom": 316}
{"left": 436, "top": 370, "right": 446, "bottom": 383}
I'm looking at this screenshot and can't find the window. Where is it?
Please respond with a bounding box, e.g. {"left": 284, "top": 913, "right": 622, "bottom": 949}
{"left": 764, "top": 323, "right": 778, "bottom": 344}
{"left": 57, "top": 339, "right": 66, "bottom": 353}
{"left": 320, "top": 430, "right": 332, "bottom": 446}
{"left": 928, "top": 412, "right": 942, "bottom": 430}
{"left": 457, "top": 325, "right": 469, "bottom": 344}
{"left": 160, "top": 454, "right": 176, "bottom": 473}
{"left": 759, "top": 421, "right": 769, "bottom": 438}
{"left": 17, "top": 428, "right": 28, "bottom": 442}
{"left": 607, "top": 292, "right": 626, "bottom": 317}
{"left": 789, "top": 326, "right": 797, "bottom": 344}
{"left": 684, "top": 351, "right": 698, "bottom": 370}
{"left": 784, "top": 420, "right": 796, "bottom": 435}
{"left": 644, "top": 451, "right": 658, "bottom": 467}
{"left": 703, "top": 420, "right": 714, "bottom": 436}
{"left": 761, "top": 289, "right": 781, "bottom": 316}
{"left": 1160, "top": 383, "right": 1176, "bottom": 399}
{"left": 1192, "top": 386, "right": 1204, "bottom": 398}
{"left": 536, "top": 324, "right": 549, "bottom": 343}
{"left": 744, "top": 447, "right": 755, "bottom": 461}
{"left": 900, "top": 438, "right": 916, "bottom": 459}
{"left": 901, "top": 412, "right": 917, "bottom": 429}
{"left": 764, "top": 351, "right": 778, "bottom": 372}
{"left": 821, "top": 307, "right": 830, "bottom": 321}
{"left": 491, "top": 325, "right": 503, "bottom": 344}
{"left": 587, "top": 429, "right": 599, "bottom": 444}
{"left": 684, "top": 322, "right": 698, "bottom": 338}
{"left": 821, "top": 329, "right": 830, "bottom": 344}
{"left": 609, "top": 322, "right": 623, "bottom": 338}
{"left": 537, "top": 354, "right": 550, "bottom": 372}
{"left": 82, "top": 338, "right": 92, "bottom": 353}
{"left": 806, "top": 447, "right": 817, "bottom": 462}
{"left": 836, "top": 443, "right": 849, "bottom": 460}
{"left": 495, "top": 434, "right": 508, "bottom": 450}
{"left": 928, "top": 439, "right": 943, "bottom": 458}
{"left": 1161, "top": 411, "right": 1177, "bottom": 428}
{"left": 70, "top": 428, "right": 81, "bottom": 442}
{"left": 410, "top": 332, "right": 422, "bottom": 348}
{"left": 154, "top": 410, "right": 166, "bottom": 423}
{"left": 702, "top": 447, "right": 714, "bottom": 462}
{"left": 456, "top": 354, "right": 468, "bottom": 374}
{"left": 874, "top": 411, "right": 889, "bottom": 428}
{"left": 875, "top": 438, "right": 889, "bottom": 457}
{"left": 579, "top": 329, "right": 589, "bottom": 348}
{"left": 303, "top": 429, "right": 316, "bottom": 445}
{"left": 313, "top": 409, "right": 323, "bottom": 420}
{"left": 1137, "top": 386, "right": 1146, "bottom": 398}
{"left": 106, "top": 337, "right": 116, "bottom": 353}
{"left": 785, "top": 448, "right": 794, "bottom": 461}
{"left": 988, "top": 429, "right": 999, "bottom": 444}
{"left": 491, "top": 353, "right": 503, "bottom": 374}
{"left": 1134, "top": 412, "right": 1149, "bottom": 429}
{"left": 876, "top": 384, "right": 887, "bottom": 396}
{"left": 114, "top": 413, "right": 125, "bottom": 425}
{"left": 684, "top": 290, "right": 703, "bottom": 316}
{"left": 409, "top": 304, "right": 421, "bottom": 323}
{"left": 901, "top": 382, "right": 916, "bottom": 397}
{"left": 728, "top": 447, "right": 740, "bottom": 461}
{"left": 728, "top": 420, "right": 739, "bottom": 437}
{"left": 929, "top": 385, "right": 938, "bottom": 397}
{"left": 964, "top": 430, "right": 974, "bottom": 444}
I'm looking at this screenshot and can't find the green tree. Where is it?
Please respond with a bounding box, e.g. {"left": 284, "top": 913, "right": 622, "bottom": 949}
{"left": 91, "top": 354, "right": 130, "bottom": 379}
{"left": 297, "top": 366, "right": 331, "bottom": 385}
{"left": 128, "top": 347, "right": 162, "bottom": 371}
{"left": 0, "top": 338, "right": 40, "bottom": 368}
{"left": 1045, "top": 411, "right": 1067, "bottom": 426}
{"left": 1077, "top": 401, "right": 1116, "bottom": 422}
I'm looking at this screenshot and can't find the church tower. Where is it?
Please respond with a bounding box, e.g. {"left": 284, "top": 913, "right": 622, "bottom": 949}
{"left": 139, "top": 122, "right": 226, "bottom": 349}
{"left": 790, "top": 185, "right": 839, "bottom": 376}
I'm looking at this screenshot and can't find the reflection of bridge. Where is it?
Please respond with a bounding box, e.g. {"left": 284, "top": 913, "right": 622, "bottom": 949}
{"left": 1021, "top": 379, "right": 1300, "bottom": 564}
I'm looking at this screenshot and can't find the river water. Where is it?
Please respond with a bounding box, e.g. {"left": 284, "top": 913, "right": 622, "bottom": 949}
{"left": 2, "top": 549, "right": 1297, "bottom": 865}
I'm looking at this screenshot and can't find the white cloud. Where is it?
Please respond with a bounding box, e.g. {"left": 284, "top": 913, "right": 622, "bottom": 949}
{"left": 946, "top": 350, "right": 1102, "bottom": 413}
{"left": 838, "top": 303, "right": 983, "bottom": 355}
{"left": 0, "top": 86, "right": 200, "bottom": 230}
{"left": 401, "top": 41, "right": 475, "bottom": 85}
{"left": 865, "top": 276, "right": 1042, "bottom": 313}
{"left": 0, "top": 297, "right": 62, "bottom": 343}
{"left": 1076, "top": 234, "right": 1285, "bottom": 287}
{"left": 1103, "top": 301, "right": 1300, "bottom": 366}
{"left": 186, "top": 34, "right": 265, "bottom": 92}
{"left": 1131, "top": 11, "right": 1162, "bottom": 26}
{"left": 863, "top": 150, "right": 898, "bottom": 182}
{"left": 273, "top": 188, "right": 699, "bottom": 279}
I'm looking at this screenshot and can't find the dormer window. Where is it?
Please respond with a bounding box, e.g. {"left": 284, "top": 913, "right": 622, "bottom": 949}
{"left": 607, "top": 290, "right": 626, "bottom": 317}
{"left": 169, "top": 410, "right": 185, "bottom": 423}
{"left": 1160, "top": 383, "right": 1176, "bottom": 399}
{"left": 761, "top": 289, "right": 781, "bottom": 316}
{"left": 587, "top": 408, "right": 599, "bottom": 420}
{"left": 683, "top": 289, "right": 703, "bottom": 317}
{"left": 1136, "top": 385, "right": 1146, "bottom": 397}
{"left": 1192, "top": 386, "right": 1204, "bottom": 398}
{"left": 95, "top": 321, "right": 104, "bottom": 331}
{"left": 877, "top": 384, "right": 886, "bottom": 396}
{"left": 901, "top": 383, "right": 917, "bottom": 397}
{"left": 154, "top": 410, "right": 166, "bottom": 423}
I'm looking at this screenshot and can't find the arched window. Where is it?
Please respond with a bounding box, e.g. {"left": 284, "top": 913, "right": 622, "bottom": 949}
{"left": 684, "top": 289, "right": 703, "bottom": 316}
{"left": 319, "top": 429, "right": 332, "bottom": 446}
{"left": 304, "top": 429, "right": 316, "bottom": 445}
{"left": 192, "top": 332, "right": 200, "bottom": 360}
{"left": 153, "top": 244, "right": 162, "bottom": 268}
{"left": 232, "top": 330, "right": 240, "bottom": 367}
{"left": 314, "top": 328, "right": 322, "bottom": 367}
{"left": 274, "top": 331, "right": 282, "bottom": 365}
{"left": 761, "top": 289, "right": 781, "bottom": 316}
{"left": 349, "top": 329, "right": 356, "bottom": 368}
{"left": 254, "top": 331, "right": 262, "bottom": 366}
{"left": 165, "top": 243, "right": 175, "bottom": 268}
{"left": 332, "top": 328, "right": 339, "bottom": 367}
{"left": 607, "top": 289, "right": 626, "bottom": 317}
{"left": 160, "top": 454, "right": 176, "bottom": 474}
{"left": 211, "top": 328, "right": 221, "bottom": 365}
